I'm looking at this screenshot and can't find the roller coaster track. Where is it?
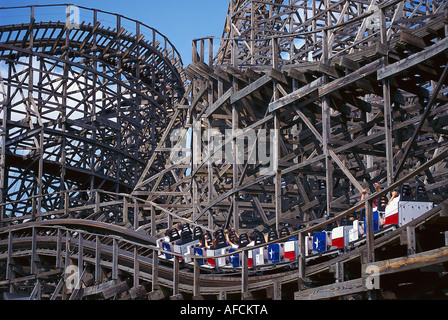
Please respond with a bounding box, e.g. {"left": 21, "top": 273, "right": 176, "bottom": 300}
{"left": 1, "top": 1, "right": 448, "bottom": 301}
{"left": 0, "top": 194, "right": 447, "bottom": 300}
{"left": 0, "top": 4, "right": 187, "bottom": 219}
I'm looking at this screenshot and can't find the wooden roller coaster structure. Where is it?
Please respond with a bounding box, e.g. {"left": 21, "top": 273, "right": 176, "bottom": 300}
{"left": 0, "top": 1, "right": 447, "bottom": 300}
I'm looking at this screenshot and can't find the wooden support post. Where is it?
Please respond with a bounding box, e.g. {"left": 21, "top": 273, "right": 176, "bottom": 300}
{"left": 172, "top": 255, "right": 180, "bottom": 298}
{"left": 200, "top": 39, "right": 205, "bottom": 63}
{"left": 150, "top": 205, "right": 156, "bottom": 237}
{"left": 379, "top": 7, "right": 394, "bottom": 184}
{"left": 274, "top": 112, "right": 281, "bottom": 232}
{"left": 95, "top": 190, "right": 100, "bottom": 213}
{"left": 78, "top": 233, "right": 83, "bottom": 277}
{"left": 231, "top": 71, "right": 239, "bottom": 229}
{"left": 298, "top": 232, "right": 306, "bottom": 279}
{"left": 6, "top": 231, "right": 12, "bottom": 281}
{"left": 382, "top": 78, "right": 394, "bottom": 184}
{"left": 208, "top": 37, "right": 214, "bottom": 66}
{"left": 192, "top": 40, "right": 199, "bottom": 64}
{"left": 65, "top": 231, "right": 71, "bottom": 274}
{"left": 322, "top": 93, "right": 332, "bottom": 216}
{"left": 29, "top": 280, "right": 41, "bottom": 300}
{"left": 272, "top": 37, "right": 279, "bottom": 70}
{"left": 335, "top": 262, "right": 344, "bottom": 283}
{"left": 133, "top": 199, "right": 138, "bottom": 230}
{"left": 64, "top": 191, "right": 69, "bottom": 216}
{"left": 112, "top": 238, "right": 118, "bottom": 280}
{"left": 31, "top": 197, "right": 36, "bottom": 220}
{"left": 218, "top": 291, "right": 227, "bottom": 300}
{"left": 241, "top": 249, "right": 249, "bottom": 298}
{"left": 133, "top": 246, "right": 139, "bottom": 289}
{"left": 50, "top": 278, "right": 65, "bottom": 300}
{"left": 406, "top": 226, "right": 416, "bottom": 255}
{"left": 365, "top": 200, "right": 375, "bottom": 263}
{"left": 193, "top": 256, "right": 200, "bottom": 298}
{"left": 56, "top": 229, "right": 62, "bottom": 268}
{"left": 31, "top": 227, "right": 37, "bottom": 275}
{"left": 123, "top": 197, "right": 128, "bottom": 225}
{"left": 152, "top": 248, "right": 159, "bottom": 292}
{"left": 232, "top": 39, "right": 238, "bottom": 67}
{"left": 95, "top": 236, "right": 102, "bottom": 283}
{"left": 272, "top": 280, "right": 281, "bottom": 300}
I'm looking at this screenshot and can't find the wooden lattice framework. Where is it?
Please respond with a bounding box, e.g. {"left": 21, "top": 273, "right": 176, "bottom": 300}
{"left": 0, "top": 1, "right": 447, "bottom": 301}
{"left": 0, "top": 5, "right": 186, "bottom": 224}
{"left": 137, "top": 0, "right": 448, "bottom": 236}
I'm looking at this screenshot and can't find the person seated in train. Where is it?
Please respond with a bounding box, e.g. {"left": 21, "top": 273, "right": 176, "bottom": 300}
{"left": 361, "top": 182, "right": 386, "bottom": 207}
{"left": 387, "top": 184, "right": 417, "bottom": 206}
{"left": 209, "top": 235, "right": 217, "bottom": 250}
{"left": 162, "top": 229, "right": 170, "bottom": 243}
{"left": 176, "top": 222, "right": 183, "bottom": 236}
{"left": 229, "top": 227, "right": 240, "bottom": 244}
{"left": 237, "top": 233, "right": 250, "bottom": 248}
{"left": 387, "top": 189, "right": 399, "bottom": 206}
{"left": 197, "top": 235, "right": 207, "bottom": 248}
{"left": 203, "top": 234, "right": 212, "bottom": 250}
{"left": 246, "top": 233, "right": 255, "bottom": 247}
{"left": 224, "top": 229, "right": 239, "bottom": 249}
{"left": 287, "top": 226, "right": 298, "bottom": 241}
{"left": 373, "top": 182, "right": 388, "bottom": 209}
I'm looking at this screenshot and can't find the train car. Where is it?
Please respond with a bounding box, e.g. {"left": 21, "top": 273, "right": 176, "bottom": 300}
{"left": 156, "top": 238, "right": 173, "bottom": 260}
{"left": 384, "top": 185, "right": 433, "bottom": 227}
{"left": 223, "top": 233, "right": 251, "bottom": 269}
{"left": 248, "top": 230, "right": 266, "bottom": 268}
{"left": 202, "top": 230, "right": 230, "bottom": 268}
{"left": 331, "top": 226, "right": 352, "bottom": 249}
{"left": 157, "top": 185, "right": 434, "bottom": 274}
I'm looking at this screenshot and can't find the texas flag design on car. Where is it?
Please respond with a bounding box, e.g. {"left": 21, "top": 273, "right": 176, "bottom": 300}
{"left": 331, "top": 226, "right": 345, "bottom": 248}
{"left": 284, "top": 241, "right": 296, "bottom": 261}
{"left": 313, "top": 231, "right": 327, "bottom": 252}
{"left": 267, "top": 244, "right": 280, "bottom": 263}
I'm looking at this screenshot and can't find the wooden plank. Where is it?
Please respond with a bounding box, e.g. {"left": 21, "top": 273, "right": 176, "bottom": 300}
{"left": 269, "top": 76, "right": 324, "bottom": 112}
{"left": 205, "top": 87, "right": 233, "bottom": 117}
{"left": 102, "top": 281, "right": 129, "bottom": 300}
{"left": 295, "top": 278, "right": 366, "bottom": 300}
{"left": 377, "top": 36, "right": 448, "bottom": 80}
{"left": 230, "top": 72, "right": 272, "bottom": 104}
{"left": 319, "top": 59, "right": 383, "bottom": 97}
{"left": 362, "top": 246, "right": 448, "bottom": 277}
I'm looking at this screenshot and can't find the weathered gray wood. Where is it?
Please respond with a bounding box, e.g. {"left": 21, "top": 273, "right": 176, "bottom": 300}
{"left": 295, "top": 278, "right": 366, "bottom": 300}
{"left": 112, "top": 239, "right": 118, "bottom": 280}
{"left": 269, "top": 76, "right": 324, "bottom": 112}
{"left": 377, "top": 36, "right": 448, "bottom": 80}
{"left": 362, "top": 246, "right": 448, "bottom": 277}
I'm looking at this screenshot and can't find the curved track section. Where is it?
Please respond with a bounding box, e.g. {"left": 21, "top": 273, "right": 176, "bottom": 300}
{"left": 0, "top": 5, "right": 186, "bottom": 220}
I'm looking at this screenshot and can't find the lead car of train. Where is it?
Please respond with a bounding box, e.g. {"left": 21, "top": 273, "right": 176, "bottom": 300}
{"left": 156, "top": 185, "right": 433, "bottom": 273}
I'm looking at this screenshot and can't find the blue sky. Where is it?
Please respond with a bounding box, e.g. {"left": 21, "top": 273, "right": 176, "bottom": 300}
{"left": 0, "top": 0, "right": 230, "bottom": 65}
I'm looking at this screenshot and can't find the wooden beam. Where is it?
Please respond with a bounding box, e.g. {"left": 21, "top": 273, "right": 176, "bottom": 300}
{"left": 295, "top": 278, "right": 366, "bottom": 300}
{"left": 377, "top": 36, "right": 448, "bottom": 80}
{"left": 362, "top": 246, "right": 448, "bottom": 277}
